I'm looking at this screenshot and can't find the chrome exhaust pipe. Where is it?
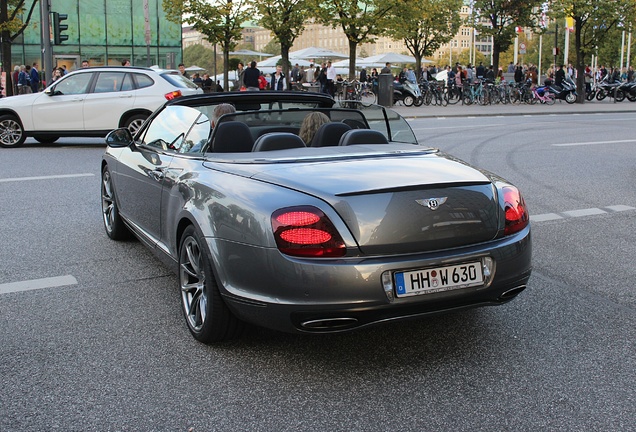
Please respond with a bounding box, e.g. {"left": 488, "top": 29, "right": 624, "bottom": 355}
{"left": 300, "top": 317, "right": 359, "bottom": 330}
{"left": 498, "top": 285, "right": 527, "bottom": 301}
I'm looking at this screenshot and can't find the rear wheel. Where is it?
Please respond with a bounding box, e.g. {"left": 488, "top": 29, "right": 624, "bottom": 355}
{"left": 596, "top": 91, "right": 606, "bottom": 101}
{"left": 0, "top": 115, "right": 26, "bottom": 148}
{"left": 614, "top": 89, "right": 625, "bottom": 102}
{"left": 179, "top": 225, "right": 244, "bottom": 343}
{"left": 626, "top": 93, "right": 636, "bottom": 102}
{"left": 124, "top": 113, "right": 149, "bottom": 136}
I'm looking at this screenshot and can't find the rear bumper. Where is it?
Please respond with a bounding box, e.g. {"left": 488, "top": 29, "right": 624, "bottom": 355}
{"left": 216, "top": 226, "right": 532, "bottom": 334}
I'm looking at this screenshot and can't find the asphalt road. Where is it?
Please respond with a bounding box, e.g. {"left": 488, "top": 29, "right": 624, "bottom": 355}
{"left": 1, "top": 114, "right": 635, "bottom": 431}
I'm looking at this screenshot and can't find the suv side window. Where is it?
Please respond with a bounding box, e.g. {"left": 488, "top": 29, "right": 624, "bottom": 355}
{"left": 54, "top": 73, "right": 93, "bottom": 95}
{"left": 93, "top": 72, "right": 127, "bottom": 93}
{"left": 134, "top": 73, "right": 154, "bottom": 89}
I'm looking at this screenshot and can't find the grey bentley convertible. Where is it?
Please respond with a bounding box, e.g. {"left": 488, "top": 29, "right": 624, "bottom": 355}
{"left": 101, "top": 91, "right": 531, "bottom": 343}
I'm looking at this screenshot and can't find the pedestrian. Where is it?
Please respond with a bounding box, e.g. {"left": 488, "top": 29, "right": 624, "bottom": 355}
{"left": 317, "top": 63, "right": 327, "bottom": 93}
{"left": 305, "top": 64, "right": 315, "bottom": 83}
{"left": 270, "top": 65, "right": 287, "bottom": 91}
{"left": 359, "top": 68, "right": 367, "bottom": 83}
{"left": 236, "top": 62, "right": 245, "bottom": 90}
{"left": 17, "top": 65, "right": 31, "bottom": 94}
{"left": 121, "top": 59, "right": 131, "bottom": 67}
{"left": 12, "top": 65, "right": 20, "bottom": 95}
{"left": 178, "top": 63, "right": 189, "bottom": 79}
{"left": 202, "top": 73, "right": 213, "bottom": 93}
{"left": 381, "top": 62, "right": 392, "bottom": 74}
{"left": 81, "top": 60, "right": 90, "bottom": 68}
{"left": 30, "top": 62, "right": 40, "bottom": 93}
{"left": 326, "top": 61, "right": 336, "bottom": 96}
{"left": 51, "top": 67, "right": 64, "bottom": 83}
{"left": 243, "top": 61, "right": 261, "bottom": 91}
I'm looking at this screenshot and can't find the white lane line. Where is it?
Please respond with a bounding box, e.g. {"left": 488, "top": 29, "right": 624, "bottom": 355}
{"left": 553, "top": 139, "right": 636, "bottom": 147}
{"left": 0, "top": 173, "right": 94, "bottom": 183}
{"left": 410, "top": 123, "right": 505, "bottom": 131}
{"left": 0, "top": 275, "right": 78, "bottom": 295}
{"left": 562, "top": 208, "right": 608, "bottom": 218}
{"left": 531, "top": 213, "right": 563, "bottom": 222}
{"left": 606, "top": 205, "right": 636, "bottom": 212}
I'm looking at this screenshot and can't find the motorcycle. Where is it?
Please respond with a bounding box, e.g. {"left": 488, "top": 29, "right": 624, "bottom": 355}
{"left": 546, "top": 76, "right": 577, "bottom": 104}
{"left": 614, "top": 81, "right": 636, "bottom": 102}
{"left": 592, "top": 78, "right": 622, "bottom": 101}
{"left": 393, "top": 80, "right": 423, "bottom": 107}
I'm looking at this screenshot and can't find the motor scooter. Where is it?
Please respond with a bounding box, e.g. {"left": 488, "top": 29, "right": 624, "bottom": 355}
{"left": 393, "top": 80, "right": 423, "bottom": 106}
{"left": 546, "top": 76, "right": 577, "bottom": 104}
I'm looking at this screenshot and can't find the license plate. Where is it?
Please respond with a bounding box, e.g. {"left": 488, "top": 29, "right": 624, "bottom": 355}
{"left": 394, "top": 261, "right": 483, "bottom": 297}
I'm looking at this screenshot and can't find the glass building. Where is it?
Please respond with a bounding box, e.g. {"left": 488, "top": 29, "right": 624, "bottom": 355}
{"left": 10, "top": 0, "right": 182, "bottom": 72}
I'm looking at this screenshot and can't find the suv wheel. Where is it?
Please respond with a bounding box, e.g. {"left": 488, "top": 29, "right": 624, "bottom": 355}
{"left": 124, "top": 114, "right": 149, "bottom": 136}
{"left": 0, "top": 115, "right": 26, "bottom": 148}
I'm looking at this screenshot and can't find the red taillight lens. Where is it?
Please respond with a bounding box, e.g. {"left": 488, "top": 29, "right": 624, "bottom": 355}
{"left": 502, "top": 186, "right": 529, "bottom": 235}
{"left": 164, "top": 90, "right": 183, "bottom": 100}
{"left": 272, "top": 206, "right": 346, "bottom": 257}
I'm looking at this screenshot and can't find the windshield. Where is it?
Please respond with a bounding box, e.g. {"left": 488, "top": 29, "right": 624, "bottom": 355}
{"left": 161, "top": 71, "right": 200, "bottom": 89}
{"left": 333, "top": 101, "right": 417, "bottom": 144}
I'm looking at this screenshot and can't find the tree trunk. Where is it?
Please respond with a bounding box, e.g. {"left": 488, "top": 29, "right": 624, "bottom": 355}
{"left": 1, "top": 32, "right": 13, "bottom": 96}
{"left": 281, "top": 44, "right": 290, "bottom": 89}
{"left": 492, "top": 43, "right": 501, "bottom": 72}
{"left": 574, "top": 17, "right": 586, "bottom": 104}
{"left": 348, "top": 39, "right": 357, "bottom": 81}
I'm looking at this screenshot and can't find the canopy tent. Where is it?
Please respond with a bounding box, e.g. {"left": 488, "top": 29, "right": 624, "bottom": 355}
{"left": 360, "top": 53, "right": 419, "bottom": 64}
{"left": 229, "top": 49, "right": 274, "bottom": 57}
{"left": 289, "top": 46, "right": 348, "bottom": 60}
{"left": 257, "top": 55, "right": 313, "bottom": 67}
{"left": 184, "top": 65, "right": 206, "bottom": 72}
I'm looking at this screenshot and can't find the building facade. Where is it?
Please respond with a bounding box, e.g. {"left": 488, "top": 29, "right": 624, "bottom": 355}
{"left": 8, "top": 0, "right": 182, "bottom": 73}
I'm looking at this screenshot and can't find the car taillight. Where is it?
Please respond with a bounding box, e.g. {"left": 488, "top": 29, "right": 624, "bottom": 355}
{"left": 272, "top": 206, "right": 346, "bottom": 257}
{"left": 164, "top": 90, "right": 183, "bottom": 100}
{"left": 502, "top": 186, "right": 529, "bottom": 235}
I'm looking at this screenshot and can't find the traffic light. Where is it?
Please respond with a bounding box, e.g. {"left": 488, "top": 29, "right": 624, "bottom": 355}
{"left": 52, "top": 12, "right": 68, "bottom": 45}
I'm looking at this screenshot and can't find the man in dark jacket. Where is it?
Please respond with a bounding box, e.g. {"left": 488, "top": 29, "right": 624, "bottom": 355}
{"left": 30, "top": 62, "right": 40, "bottom": 93}
{"left": 243, "top": 61, "right": 261, "bottom": 91}
{"left": 555, "top": 65, "right": 566, "bottom": 87}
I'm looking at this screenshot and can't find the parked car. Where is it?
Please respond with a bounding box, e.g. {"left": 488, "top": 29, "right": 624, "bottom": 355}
{"left": 0, "top": 66, "right": 201, "bottom": 148}
{"left": 101, "top": 91, "right": 532, "bottom": 343}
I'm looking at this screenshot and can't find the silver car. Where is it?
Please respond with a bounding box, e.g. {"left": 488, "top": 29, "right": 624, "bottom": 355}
{"left": 101, "top": 92, "right": 531, "bottom": 343}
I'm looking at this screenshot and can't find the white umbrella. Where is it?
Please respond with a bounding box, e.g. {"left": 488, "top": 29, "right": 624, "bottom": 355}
{"left": 289, "top": 46, "right": 348, "bottom": 60}
{"left": 257, "top": 56, "right": 312, "bottom": 67}
{"left": 361, "top": 53, "right": 418, "bottom": 64}
{"left": 229, "top": 49, "right": 274, "bottom": 57}
{"left": 185, "top": 65, "right": 206, "bottom": 72}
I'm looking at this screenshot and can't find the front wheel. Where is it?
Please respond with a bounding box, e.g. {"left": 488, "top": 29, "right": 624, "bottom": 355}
{"left": 403, "top": 94, "right": 415, "bottom": 106}
{"left": 596, "top": 91, "right": 607, "bottom": 101}
{"left": 101, "top": 166, "right": 131, "bottom": 240}
{"left": 565, "top": 92, "right": 577, "bottom": 104}
{"left": 0, "top": 115, "right": 26, "bottom": 148}
{"left": 124, "top": 113, "right": 149, "bottom": 136}
{"left": 614, "top": 89, "right": 625, "bottom": 102}
{"left": 179, "top": 225, "right": 244, "bottom": 343}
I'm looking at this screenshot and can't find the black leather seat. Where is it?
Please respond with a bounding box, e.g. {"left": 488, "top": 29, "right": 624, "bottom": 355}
{"left": 338, "top": 129, "right": 389, "bottom": 146}
{"left": 309, "top": 122, "right": 351, "bottom": 147}
{"left": 212, "top": 121, "right": 254, "bottom": 153}
{"left": 252, "top": 132, "right": 306, "bottom": 152}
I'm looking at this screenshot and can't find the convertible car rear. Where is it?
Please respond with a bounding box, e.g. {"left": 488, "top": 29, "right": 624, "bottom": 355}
{"left": 101, "top": 92, "right": 531, "bottom": 343}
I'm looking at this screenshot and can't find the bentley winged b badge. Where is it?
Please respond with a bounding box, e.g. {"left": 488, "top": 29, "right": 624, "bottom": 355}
{"left": 416, "top": 197, "right": 448, "bottom": 211}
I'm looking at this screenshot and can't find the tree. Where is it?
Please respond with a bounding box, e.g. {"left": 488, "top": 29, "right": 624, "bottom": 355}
{"left": 183, "top": 44, "right": 217, "bottom": 74}
{"left": 384, "top": 0, "right": 462, "bottom": 80}
{"left": 471, "top": 0, "right": 542, "bottom": 72}
{"left": 252, "top": 0, "right": 311, "bottom": 87}
{"left": 0, "top": 0, "right": 38, "bottom": 96}
{"left": 311, "top": 0, "right": 395, "bottom": 80}
{"left": 163, "top": 0, "right": 249, "bottom": 91}
{"left": 550, "top": 0, "right": 635, "bottom": 102}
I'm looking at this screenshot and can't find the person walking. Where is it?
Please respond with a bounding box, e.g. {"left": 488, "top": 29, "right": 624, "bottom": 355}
{"left": 29, "top": 62, "right": 40, "bottom": 93}
{"left": 17, "top": 65, "right": 31, "bottom": 94}
{"left": 326, "top": 61, "right": 337, "bottom": 96}
{"left": 243, "top": 61, "right": 261, "bottom": 91}
{"left": 271, "top": 65, "right": 287, "bottom": 91}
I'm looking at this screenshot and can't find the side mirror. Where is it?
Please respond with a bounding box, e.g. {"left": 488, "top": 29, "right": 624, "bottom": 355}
{"left": 105, "top": 128, "right": 133, "bottom": 148}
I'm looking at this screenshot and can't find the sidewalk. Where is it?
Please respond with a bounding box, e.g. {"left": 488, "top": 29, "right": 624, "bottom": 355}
{"left": 388, "top": 99, "right": 636, "bottom": 119}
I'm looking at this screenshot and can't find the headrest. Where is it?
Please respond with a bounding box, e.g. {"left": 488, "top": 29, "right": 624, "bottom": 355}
{"left": 309, "top": 122, "right": 351, "bottom": 147}
{"left": 212, "top": 121, "right": 254, "bottom": 153}
{"left": 252, "top": 132, "right": 306, "bottom": 152}
{"left": 338, "top": 129, "right": 389, "bottom": 146}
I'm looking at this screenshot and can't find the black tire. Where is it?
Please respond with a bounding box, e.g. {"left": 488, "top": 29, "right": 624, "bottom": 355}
{"left": 626, "top": 93, "right": 636, "bottom": 102}
{"left": 586, "top": 90, "right": 596, "bottom": 101}
{"left": 403, "top": 95, "right": 414, "bottom": 106}
{"left": 596, "top": 91, "right": 606, "bottom": 101}
{"left": 124, "top": 113, "right": 149, "bottom": 136}
{"left": 101, "top": 166, "right": 131, "bottom": 240}
{"left": 0, "top": 114, "right": 27, "bottom": 148}
{"left": 413, "top": 96, "right": 424, "bottom": 107}
{"left": 614, "top": 89, "right": 625, "bottom": 102}
{"left": 32, "top": 135, "right": 60, "bottom": 144}
{"left": 179, "top": 225, "right": 244, "bottom": 343}
{"left": 565, "top": 92, "right": 577, "bottom": 104}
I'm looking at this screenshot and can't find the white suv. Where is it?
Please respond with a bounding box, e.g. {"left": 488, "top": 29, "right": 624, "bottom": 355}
{"left": 0, "top": 66, "right": 202, "bottom": 148}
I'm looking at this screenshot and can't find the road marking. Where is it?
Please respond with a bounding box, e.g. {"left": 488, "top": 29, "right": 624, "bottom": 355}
{"left": 411, "top": 123, "right": 505, "bottom": 131}
{"left": 0, "top": 275, "right": 78, "bottom": 295}
{"left": 532, "top": 205, "right": 635, "bottom": 223}
{"left": 0, "top": 173, "right": 94, "bottom": 183}
{"left": 553, "top": 139, "right": 636, "bottom": 147}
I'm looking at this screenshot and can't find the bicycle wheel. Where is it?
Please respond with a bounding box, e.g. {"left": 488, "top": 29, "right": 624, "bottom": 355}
{"left": 545, "top": 93, "right": 555, "bottom": 105}
{"left": 424, "top": 91, "right": 433, "bottom": 106}
{"left": 510, "top": 90, "right": 521, "bottom": 105}
{"left": 438, "top": 92, "right": 448, "bottom": 107}
{"left": 462, "top": 92, "right": 473, "bottom": 105}
{"left": 446, "top": 88, "right": 461, "bottom": 105}
{"left": 360, "top": 90, "right": 375, "bottom": 105}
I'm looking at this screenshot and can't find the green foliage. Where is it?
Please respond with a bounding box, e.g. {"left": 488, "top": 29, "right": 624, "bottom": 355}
{"left": 183, "top": 44, "right": 217, "bottom": 73}
{"left": 384, "top": 0, "right": 463, "bottom": 78}
{"left": 262, "top": 39, "right": 282, "bottom": 58}
{"left": 310, "top": 0, "right": 396, "bottom": 78}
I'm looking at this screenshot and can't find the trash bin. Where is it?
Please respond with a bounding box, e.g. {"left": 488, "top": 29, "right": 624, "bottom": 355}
{"left": 378, "top": 73, "right": 394, "bottom": 107}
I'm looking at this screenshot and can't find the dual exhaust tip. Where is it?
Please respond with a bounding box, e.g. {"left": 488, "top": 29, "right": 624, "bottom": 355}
{"left": 299, "top": 285, "right": 527, "bottom": 331}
